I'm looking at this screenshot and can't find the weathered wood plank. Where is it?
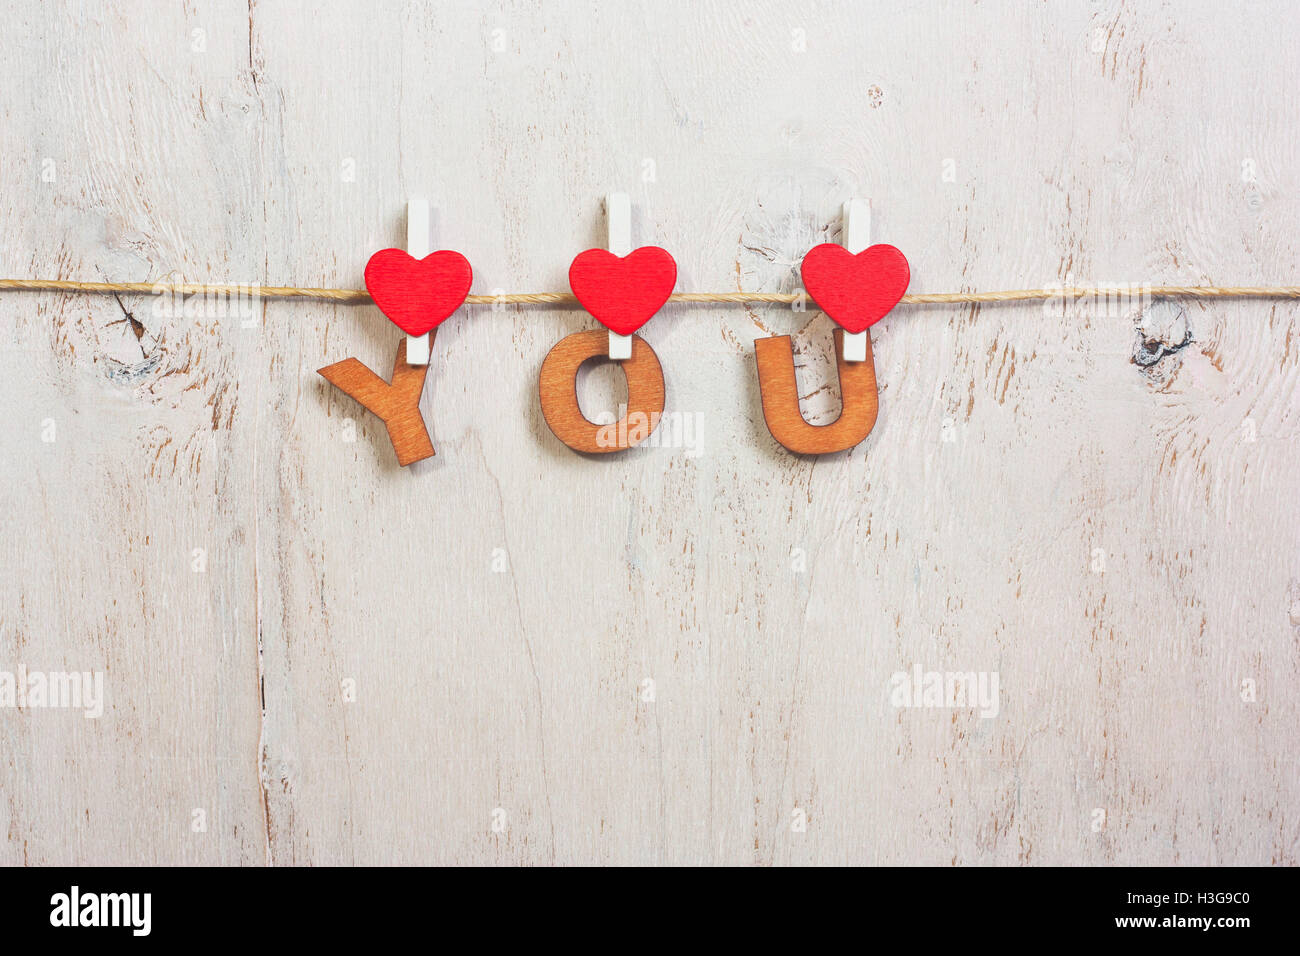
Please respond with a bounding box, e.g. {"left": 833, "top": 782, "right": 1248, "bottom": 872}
{"left": 0, "top": 0, "right": 1296, "bottom": 866}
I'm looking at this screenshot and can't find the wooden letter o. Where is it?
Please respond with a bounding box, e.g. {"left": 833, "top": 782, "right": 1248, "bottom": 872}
{"left": 539, "top": 330, "right": 665, "bottom": 453}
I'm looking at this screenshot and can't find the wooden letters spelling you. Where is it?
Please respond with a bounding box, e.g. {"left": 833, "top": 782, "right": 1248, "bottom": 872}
{"left": 318, "top": 241, "right": 910, "bottom": 465}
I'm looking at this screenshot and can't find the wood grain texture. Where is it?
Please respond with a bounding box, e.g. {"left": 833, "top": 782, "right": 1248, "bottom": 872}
{"left": 756, "top": 328, "right": 879, "bottom": 454}
{"left": 1, "top": 0, "right": 1298, "bottom": 866}
{"left": 318, "top": 337, "right": 434, "bottom": 467}
{"left": 539, "top": 329, "right": 665, "bottom": 453}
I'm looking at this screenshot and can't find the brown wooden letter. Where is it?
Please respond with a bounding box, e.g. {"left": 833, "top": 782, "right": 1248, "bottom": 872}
{"left": 539, "top": 329, "right": 665, "bottom": 453}
{"left": 318, "top": 336, "right": 435, "bottom": 466}
{"left": 754, "top": 328, "right": 879, "bottom": 455}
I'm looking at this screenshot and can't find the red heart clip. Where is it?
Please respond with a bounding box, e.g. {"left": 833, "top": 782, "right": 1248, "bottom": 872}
{"left": 364, "top": 249, "right": 473, "bottom": 337}
{"left": 568, "top": 247, "right": 677, "bottom": 336}
{"left": 800, "top": 244, "right": 910, "bottom": 333}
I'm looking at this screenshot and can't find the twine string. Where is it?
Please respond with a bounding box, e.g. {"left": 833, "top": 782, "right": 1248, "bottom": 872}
{"left": 1, "top": 278, "right": 1298, "bottom": 306}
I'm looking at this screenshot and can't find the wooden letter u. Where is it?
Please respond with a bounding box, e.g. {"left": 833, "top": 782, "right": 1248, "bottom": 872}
{"left": 754, "top": 328, "right": 879, "bottom": 455}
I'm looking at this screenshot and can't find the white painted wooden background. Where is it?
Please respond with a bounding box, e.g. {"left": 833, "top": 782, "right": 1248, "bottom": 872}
{"left": 1, "top": 0, "right": 1296, "bottom": 866}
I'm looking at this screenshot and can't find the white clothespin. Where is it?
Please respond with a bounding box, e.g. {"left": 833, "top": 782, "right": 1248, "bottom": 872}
{"left": 606, "top": 192, "right": 633, "bottom": 360}
{"left": 406, "top": 198, "right": 432, "bottom": 365}
{"left": 841, "top": 197, "right": 870, "bottom": 363}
